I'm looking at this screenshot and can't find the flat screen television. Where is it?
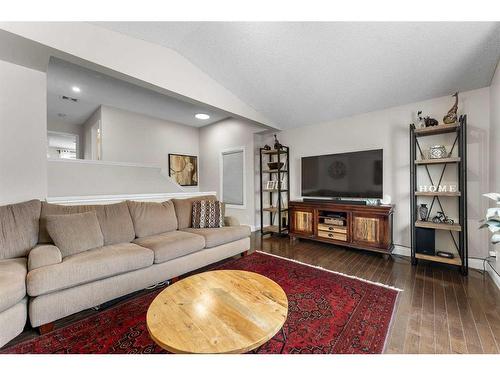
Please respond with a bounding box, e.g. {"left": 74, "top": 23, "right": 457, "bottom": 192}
{"left": 301, "top": 149, "right": 383, "bottom": 199}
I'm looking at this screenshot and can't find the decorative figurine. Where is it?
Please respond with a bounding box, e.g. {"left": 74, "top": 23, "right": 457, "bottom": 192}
{"left": 416, "top": 111, "right": 425, "bottom": 128}
{"left": 273, "top": 134, "right": 283, "bottom": 150}
{"left": 443, "top": 92, "right": 458, "bottom": 124}
{"left": 419, "top": 204, "right": 429, "bottom": 221}
{"left": 263, "top": 144, "right": 271, "bottom": 150}
{"left": 424, "top": 116, "right": 439, "bottom": 127}
{"left": 431, "top": 211, "right": 454, "bottom": 225}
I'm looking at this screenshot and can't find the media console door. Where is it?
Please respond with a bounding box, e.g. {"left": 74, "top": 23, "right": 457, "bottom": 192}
{"left": 351, "top": 213, "right": 387, "bottom": 249}
{"left": 290, "top": 208, "right": 314, "bottom": 237}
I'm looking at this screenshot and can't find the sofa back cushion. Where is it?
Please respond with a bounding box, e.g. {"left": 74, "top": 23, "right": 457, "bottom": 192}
{"left": 39, "top": 201, "right": 135, "bottom": 246}
{"left": 172, "top": 195, "right": 217, "bottom": 229}
{"left": 127, "top": 200, "right": 178, "bottom": 238}
{"left": 0, "top": 199, "right": 41, "bottom": 259}
{"left": 45, "top": 212, "right": 104, "bottom": 258}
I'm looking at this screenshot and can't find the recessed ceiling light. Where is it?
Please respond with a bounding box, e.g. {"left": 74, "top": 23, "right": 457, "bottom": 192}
{"left": 72, "top": 86, "right": 81, "bottom": 93}
{"left": 195, "top": 113, "right": 210, "bottom": 120}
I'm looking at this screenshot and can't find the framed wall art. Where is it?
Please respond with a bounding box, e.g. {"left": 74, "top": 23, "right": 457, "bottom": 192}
{"left": 168, "top": 153, "right": 198, "bottom": 186}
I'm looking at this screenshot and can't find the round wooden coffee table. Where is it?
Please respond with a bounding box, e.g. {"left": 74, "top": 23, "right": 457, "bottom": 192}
{"left": 146, "top": 270, "right": 288, "bottom": 354}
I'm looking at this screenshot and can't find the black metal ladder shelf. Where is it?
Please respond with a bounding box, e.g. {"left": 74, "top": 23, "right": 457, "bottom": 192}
{"left": 409, "top": 115, "right": 468, "bottom": 275}
{"left": 259, "top": 146, "right": 290, "bottom": 236}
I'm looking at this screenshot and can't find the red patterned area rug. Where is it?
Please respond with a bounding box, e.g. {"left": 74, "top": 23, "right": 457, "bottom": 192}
{"left": 2, "top": 251, "right": 400, "bottom": 354}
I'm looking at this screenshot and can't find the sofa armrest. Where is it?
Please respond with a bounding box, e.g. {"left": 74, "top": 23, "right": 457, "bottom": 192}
{"left": 224, "top": 216, "right": 240, "bottom": 227}
{"left": 28, "top": 245, "right": 62, "bottom": 271}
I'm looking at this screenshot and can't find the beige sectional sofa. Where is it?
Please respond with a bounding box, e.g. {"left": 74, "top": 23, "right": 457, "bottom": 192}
{"left": 0, "top": 195, "right": 250, "bottom": 347}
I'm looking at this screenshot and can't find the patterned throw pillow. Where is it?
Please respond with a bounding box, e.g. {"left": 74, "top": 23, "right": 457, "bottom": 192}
{"left": 191, "top": 200, "right": 225, "bottom": 228}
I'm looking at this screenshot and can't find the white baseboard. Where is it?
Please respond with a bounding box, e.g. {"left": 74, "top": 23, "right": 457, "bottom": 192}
{"left": 485, "top": 261, "right": 500, "bottom": 290}
{"left": 392, "top": 245, "right": 411, "bottom": 257}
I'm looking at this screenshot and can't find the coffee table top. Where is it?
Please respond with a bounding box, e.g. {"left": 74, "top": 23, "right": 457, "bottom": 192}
{"left": 146, "top": 270, "right": 288, "bottom": 354}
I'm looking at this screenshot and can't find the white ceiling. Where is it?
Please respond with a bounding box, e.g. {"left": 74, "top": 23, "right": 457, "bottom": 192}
{"left": 93, "top": 22, "right": 500, "bottom": 129}
{"left": 47, "top": 57, "right": 229, "bottom": 127}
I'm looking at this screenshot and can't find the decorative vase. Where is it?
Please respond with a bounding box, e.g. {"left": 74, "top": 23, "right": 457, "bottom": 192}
{"left": 273, "top": 134, "right": 283, "bottom": 150}
{"left": 443, "top": 92, "right": 459, "bottom": 124}
{"left": 429, "top": 145, "right": 447, "bottom": 159}
{"left": 419, "top": 204, "right": 428, "bottom": 221}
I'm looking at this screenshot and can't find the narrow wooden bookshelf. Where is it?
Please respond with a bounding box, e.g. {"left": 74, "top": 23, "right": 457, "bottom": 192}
{"left": 262, "top": 169, "right": 288, "bottom": 173}
{"left": 414, "top": 191, "right": 461, "bottom": 197}
{"left": 413, "top": 122, "right": 459, "bottom": 137}
{"left": 263, "top": 207, "right": 288, "bottom": 213}
{"left": 415, "top": 157, "right": 460, "bottom": 165}
{"left": 415, "top": 220, "right": 462, "bottom": 232}
{"left": 415, "top": 253, "right": 462, "bottom": 266}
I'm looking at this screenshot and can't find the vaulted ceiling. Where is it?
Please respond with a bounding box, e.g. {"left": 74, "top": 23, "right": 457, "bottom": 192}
{"left": 94, "top": 22, "right": 500, "bottom": 129}
{"left": 47, "top": 57, "right": 228, "bottom": 127}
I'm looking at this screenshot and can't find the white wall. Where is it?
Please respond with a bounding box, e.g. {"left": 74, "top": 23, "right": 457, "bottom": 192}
{"left": 0, "top": 23, "right": 275, "bottom": 129}
{"left": 490, "top": 62, "right": 500, "bottom": 196}
{"left": 489, "top": 61, "right": 500, "bottom": 266}
{"left": 47, "top": 160, "right": 185, "bottom": 197}
{"left": 0, "top": 59, "right": 47, "bottom": 205}
{"left": 100, "top": 106, "right": 199, "bottom": 168}
{"left": 81, "top": 108, "right": 102, "bottom": 160}
{"left": 199, "top": 118, "right": 264, "bottom": 228}
{"left": 263, "top": 88, "right": 491, "bottom": 258}
{"left": 47, "top": 105, "right": 203, "bottom": 197}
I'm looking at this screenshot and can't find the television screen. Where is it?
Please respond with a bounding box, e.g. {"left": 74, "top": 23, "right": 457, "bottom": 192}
{"left": 301, "top": 149, "right": 383, "bottom": 199}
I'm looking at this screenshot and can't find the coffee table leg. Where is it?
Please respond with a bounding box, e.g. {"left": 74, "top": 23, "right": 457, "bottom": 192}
{"left": 279, "top": 326, "right": 287, "bottom": 354}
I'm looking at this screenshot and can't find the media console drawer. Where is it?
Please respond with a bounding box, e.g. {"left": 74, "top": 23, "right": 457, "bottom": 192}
{"left": 317, "top": 223, "right": 347, "bottom": 234}
{"left": 318, "top": 231, "right": 347, "bottom": 242}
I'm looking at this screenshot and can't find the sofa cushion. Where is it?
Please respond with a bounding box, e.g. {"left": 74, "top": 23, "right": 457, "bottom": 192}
{"left": 127, "top": 200, "right": 178, "bottom": 238}
{"left": 0, "top": 200, "right": 41, "bottom": 259}
{"left": 182, "top": 226, "right": 251, "bottom": 248}
{"left": 172, "top": 195, "right": 216, "bottom": 230}
{"left": 46, "top": 212, "right": 104, "bottom": 258}
{"left": 0, "top": 258, "right": 27, "bottom": 312}
{"left": 192, "top": 200, "right": 225, "bottom": 228}
{"left": 28, "top": 245, "right": 62, "bottom": 271}
{"left": 133, "top": 231, "right": 205, "bottom": 264}
{"left": 27, "top": 243, "right": 154, "bottom": 297}
{"left": 39, "top": 201, "right": 135, "bottom": 246}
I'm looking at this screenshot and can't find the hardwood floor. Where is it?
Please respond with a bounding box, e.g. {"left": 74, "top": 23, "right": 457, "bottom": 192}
{"left": 5, "top": 232, "right": 500, "bottom": 354}
{"left": 253, "top": 233, "right": 500, "bottom": 354}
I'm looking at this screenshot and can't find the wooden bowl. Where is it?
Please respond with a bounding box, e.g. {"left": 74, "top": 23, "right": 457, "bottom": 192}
{"left": 267, "top": 162, "right": 284, "bottom": 170}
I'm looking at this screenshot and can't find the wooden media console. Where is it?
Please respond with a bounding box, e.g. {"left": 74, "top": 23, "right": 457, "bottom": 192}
{"left": 289, "top": 200, "right": 395, "bottom": 255}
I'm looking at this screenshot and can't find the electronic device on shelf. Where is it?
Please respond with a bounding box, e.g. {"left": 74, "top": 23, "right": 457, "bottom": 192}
{"left": 436, "top": 251, "right": 454, "bottom": 259}
{"left": 415, "top": 227, "right": 435, "bottom": 256}
{"left": 324, "top": 213, "right": 344, "bottom": 218}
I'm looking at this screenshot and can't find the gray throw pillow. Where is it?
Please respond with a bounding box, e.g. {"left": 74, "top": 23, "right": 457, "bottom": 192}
{"left": 45, "top": 212, "right": 104, "bottom": 258}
